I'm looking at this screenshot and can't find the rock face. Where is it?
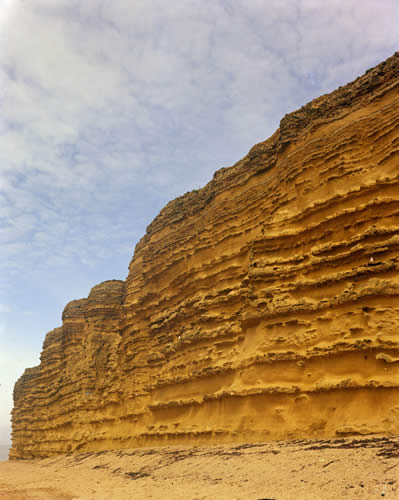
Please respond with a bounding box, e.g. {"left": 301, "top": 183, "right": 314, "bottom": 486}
{"left": 10, "top": 53, "right": 399, "bottom": 459}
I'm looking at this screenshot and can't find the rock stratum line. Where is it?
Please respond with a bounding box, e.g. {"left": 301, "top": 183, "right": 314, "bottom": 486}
{"left": 10, "top": 53, "right": 399, "bottom": 459}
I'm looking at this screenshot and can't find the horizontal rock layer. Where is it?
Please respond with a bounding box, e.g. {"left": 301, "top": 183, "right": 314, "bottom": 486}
{"left": 10, "top": 53, "right": 399, "bottom": 459}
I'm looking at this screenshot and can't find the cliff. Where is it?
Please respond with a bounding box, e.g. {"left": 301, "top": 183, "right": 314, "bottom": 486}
{"left": 10, "top": 53, "right": 399, "bottom": 459}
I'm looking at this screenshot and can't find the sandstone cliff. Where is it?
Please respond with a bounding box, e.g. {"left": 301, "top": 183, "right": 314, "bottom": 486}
{"left": 10, "top": 53, "right": 399, "bottom": 459}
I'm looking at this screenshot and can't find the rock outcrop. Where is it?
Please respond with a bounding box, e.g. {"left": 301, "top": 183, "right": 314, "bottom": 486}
{"left": 10, "top": 53, "right": 399, "bottom": 459}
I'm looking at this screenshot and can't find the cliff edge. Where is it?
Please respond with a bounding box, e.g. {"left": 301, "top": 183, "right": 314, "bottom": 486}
{"left": 10, "top": 53, "right": 399, "bottom": 459}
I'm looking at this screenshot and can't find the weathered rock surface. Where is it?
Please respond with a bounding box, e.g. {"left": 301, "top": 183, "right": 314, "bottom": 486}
{"left": 10, "top": 53, "right": 399, "bottom": 459}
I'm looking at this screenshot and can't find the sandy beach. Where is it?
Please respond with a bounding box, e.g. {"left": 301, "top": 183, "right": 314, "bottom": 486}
{"left": 1, "top": 435, "right": 398, "bottom": 499}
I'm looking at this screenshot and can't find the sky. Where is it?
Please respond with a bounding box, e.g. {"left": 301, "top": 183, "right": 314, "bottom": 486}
{"left": 0, "top": 0, "right": 398, "bottom": 446}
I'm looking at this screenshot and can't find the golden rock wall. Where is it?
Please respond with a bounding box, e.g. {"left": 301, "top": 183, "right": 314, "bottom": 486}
{"left": 10, "top": 53, "right": 399, "bottom": 459}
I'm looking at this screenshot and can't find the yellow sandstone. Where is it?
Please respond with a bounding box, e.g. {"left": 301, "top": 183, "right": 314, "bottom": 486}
{"left": 10, "top": 52, "right": 399, "bottom": 459}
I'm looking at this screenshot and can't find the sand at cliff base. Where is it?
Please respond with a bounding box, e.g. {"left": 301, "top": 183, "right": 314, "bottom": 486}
{"left": 1, "top": 436, "right": 398, "bottom": 499}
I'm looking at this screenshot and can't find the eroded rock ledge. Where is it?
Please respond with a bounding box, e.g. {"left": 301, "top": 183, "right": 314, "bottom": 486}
{"left": 10, "top": 52, "right": 399, "bottom": 459}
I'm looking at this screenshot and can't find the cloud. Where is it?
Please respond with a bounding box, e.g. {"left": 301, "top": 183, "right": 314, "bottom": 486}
{"left": 0, "top": 0, "right": 397, "bottom": 288}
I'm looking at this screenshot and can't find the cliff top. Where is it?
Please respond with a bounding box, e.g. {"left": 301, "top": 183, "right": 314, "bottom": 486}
{"left": 62, "top": 280, "right": 125, "bottom": 320}
{"left": 132, "top": 51, "right": 399, "bottom": 261}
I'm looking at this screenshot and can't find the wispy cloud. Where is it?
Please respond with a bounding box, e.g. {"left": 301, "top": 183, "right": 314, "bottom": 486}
{"left": 2, "top": 1, "right": 398, "bottom": 285}
{"left": 1, "top": 0, "right": 398, "bottom": 310}
{"left": 0, "top": 304, "right": 11, "bottom": 314}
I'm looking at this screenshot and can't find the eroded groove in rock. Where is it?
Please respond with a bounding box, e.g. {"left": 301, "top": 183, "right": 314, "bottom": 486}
{"left": 10, "top": 52, "right": 399, "bottom": 459}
